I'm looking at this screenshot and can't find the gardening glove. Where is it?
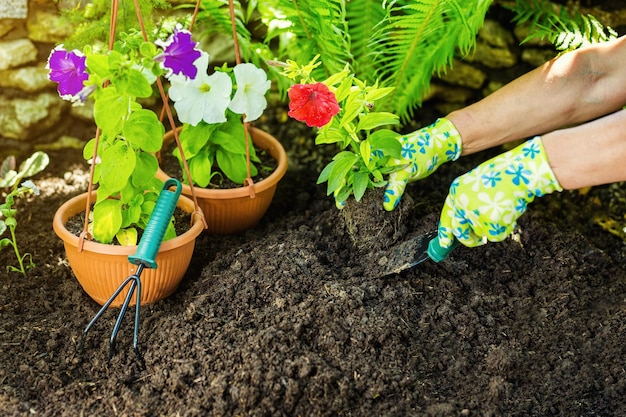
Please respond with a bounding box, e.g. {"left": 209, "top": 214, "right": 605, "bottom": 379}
{"left": 436, "top": 136, "right": 563, "bottom": 249}
{"left": 383, "top": 118, "right": 463, "bottom": 211}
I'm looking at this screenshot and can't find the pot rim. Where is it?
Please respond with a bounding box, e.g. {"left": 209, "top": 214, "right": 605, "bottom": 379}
{"left": 158, "top": 126, "right": 288, "bottom": 200}
{"left": 52, "top": 191, "right": 204, "bottom": 255}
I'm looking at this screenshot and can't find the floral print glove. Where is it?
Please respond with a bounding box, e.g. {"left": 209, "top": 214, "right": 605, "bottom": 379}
{"left": 437, "top": 136, "right": 562, "bottom": 248}
{"left": 384, "top": 118, "right": 463, "bottom": 211}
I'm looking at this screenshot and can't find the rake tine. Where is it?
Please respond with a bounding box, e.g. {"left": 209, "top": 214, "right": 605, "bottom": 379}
{"left": 109, "top": 267, "right": 142, "bottom": 361}
{"left": 80, "top": 267, "right": 142, "bottom": 359}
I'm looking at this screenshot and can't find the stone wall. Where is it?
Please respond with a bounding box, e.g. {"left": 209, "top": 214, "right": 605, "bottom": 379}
{"left": 0, "top": 0, "right": 84, "bottom": 158}
{"left": 0, "top": 0, "right": 624, "bottom": 160}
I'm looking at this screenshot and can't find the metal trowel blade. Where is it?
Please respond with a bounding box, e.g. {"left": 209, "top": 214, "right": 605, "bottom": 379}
{"left": 369, "top": 231, "right": 438, "bottom": 278}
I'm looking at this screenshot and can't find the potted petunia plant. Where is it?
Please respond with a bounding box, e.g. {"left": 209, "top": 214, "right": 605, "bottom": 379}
{"left": 48, "top": 26, "right": 206, "bottom": 246}
{"left": 47, "top": 11, "right": 216, "bottom": 306}
{"left": 154, "top": 3, "right": 288, "bottom": 235}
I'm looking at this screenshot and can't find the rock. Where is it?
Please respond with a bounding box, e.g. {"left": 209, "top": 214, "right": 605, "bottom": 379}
{"left": 0, "top": 38, "right": 37, "bottom": 70}
{"left": 0, "top": 92, "right": 65, "bottom": 140}
{"left": 0, "top": 0, "right": 27, "bottom": 19}
{"left": 0, "top": 65, "right": 52, "bottom": 92}
{"left": 521, "top": 48, "right": 557, "bottom": 67}
{"left": 425, "top": 83, "right": 476, "bottom": 104}
{"left": 0, "top": 20, "right": 18, "bottom": 38}
{"left": 466, "top": 42, "right": 518, "bottom": 69}
{"left": 26, "top": 7, "right": 74, "bottom": 43}
{"left": 463, "top": 20, "right": 518, "bottom": 69}
{"left": 479, "top": 20, "right": 515, "bottom": 48}
{"left": 437, "top": 59, "right": 487, "bottom": 89}
{"left": 514, "top": 24, "right": 554, "bottom": 47}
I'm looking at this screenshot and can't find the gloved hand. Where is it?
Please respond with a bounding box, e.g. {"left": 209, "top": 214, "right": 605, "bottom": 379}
{"left": 436, "top": 136, "right": 562, "bottom": 249}
{"left": 384, "top": 118, "right": 463, "bottom": 211}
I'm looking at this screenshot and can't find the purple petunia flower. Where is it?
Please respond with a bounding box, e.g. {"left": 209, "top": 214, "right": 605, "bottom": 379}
{"left": 155, "top": 28, "right": 202, "bottom": 79}
{"left": 46, "top": 46, "right": 89, "bottom": 100}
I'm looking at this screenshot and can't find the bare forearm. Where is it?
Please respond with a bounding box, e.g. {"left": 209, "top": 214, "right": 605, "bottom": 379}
{"left": 448, "top": 36, "right": 626, "bottom": 155}
{"left": 542, "top": 109, "right": 626, "bottom": 190}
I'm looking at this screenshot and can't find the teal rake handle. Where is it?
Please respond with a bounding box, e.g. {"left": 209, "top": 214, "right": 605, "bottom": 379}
{"left": 427, "top": 235, "right": 459, "bottom": 263}
{"left": 128, "top": 178, "right": 182, "bottom": 269}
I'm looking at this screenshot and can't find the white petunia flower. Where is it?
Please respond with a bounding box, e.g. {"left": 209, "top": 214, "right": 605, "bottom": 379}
{"left": 168, "top": 52, "right": 232, "bottom": 125}
{"left": 228, "top": 63, "right": 271, "bottom": 122}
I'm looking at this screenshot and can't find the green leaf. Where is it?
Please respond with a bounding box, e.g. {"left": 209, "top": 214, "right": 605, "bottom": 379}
{"left": 188, "top": 149, "right": 213, "bottom": 188}
{"left": 1, "top": 207, "right": 16, "bottom": 219}
{"left": 163, "top": 220, "right": 177, "bottom": 241}
{"left": 339, "top": 91, "right": 363, "bottom": 128}
{"left": 0, "top": 237, "right": 11, "bottom": 250}
{"left": 121, "top": 194, "right": 143, "bottom": 227}
{"left": 17, "top": 151, "right": 49, "bottom": 180}
{"left": 326, "top": 152, "right": 358, "bottom": 195}
{"left": 317, "top": 161, "right": 335, "bottom": 184}
{"left": 4, "top": 217, "right": 16, "bottom": 229}
{"left": 94, "top": 87, "right": 129, "bottom": 135}
{"left": 123, "top": 109, "right": 164, "bottom": 152}
{"left": 324, "top": 65, "right": 351, "bottom": 87}
{"left": 212, "top": 130, "right": 246, "bottom": 155}
{"left": 132, "top": 152, "right": 158, "bottom": 188}
{"left": 0, "top": 171, "right": 18, "bottom": 188}
{"left": 369, "top": 130, "right": 402, "bottom": 159}
{"left": 116, "top": 67, "right": 153, "bottom": 98}
{"left": 357, "top": 112, "right": 399, "bottom": 131}
{"left": 365, "top": 86, "right": 395, "bottom": 102}
{"left": 180, "top": 123, "right": 215, "bottom": 156}
{"left": 0, "top": 221, "right": 6, "bottom": 236}
{"left": 360, "top": 140, "right": 371, "bottom": 167}
{"left": 353, "top": 171, "right": 370, "bottom": 201}
{"left": 0, "top": 151, "right": 48, "bottom": 188}
{"left": 334, "top": 187, "right": 351, "bottom": 205}
{"left": 331, "top": 72, "right": 354, "bottom": 102}
{"left": 216, "top": 148, "right": 257, "bottom": 185}
{"left": 116, "top": 227, "right": 138, "bottom": 246}
{"left": 100, "top": 142, "right": 135, "bottom": 192}
{"left": 86, "top": 53, "right": 111, "bottom": 78}
{"left": 93, "top": 199, "right": 123, "bottom": 244}
{"left": 83, "top": 138, "right": 96, "bottom": 161}
{"left": 316, "top": 122, "right": 347, "bottom": 146}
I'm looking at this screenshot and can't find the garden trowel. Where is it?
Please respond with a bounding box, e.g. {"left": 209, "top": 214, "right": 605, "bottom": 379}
{"left": 369, "top": 230, "right": 459, "bottom": 278}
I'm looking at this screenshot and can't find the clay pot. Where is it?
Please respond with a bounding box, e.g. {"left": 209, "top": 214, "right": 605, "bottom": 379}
{"left": 157, "top": 126, "right": 288, "bottom": 234}
{"left": 53, "top": 191, "right": 204, "bottom": 307}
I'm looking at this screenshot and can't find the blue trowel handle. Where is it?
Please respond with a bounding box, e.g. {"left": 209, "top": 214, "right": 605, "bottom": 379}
{"left": 427, "top": 235, "right": 459, "bottom": 263}
{"left": 128, "top": 179, "right": 182, "bottom": 269}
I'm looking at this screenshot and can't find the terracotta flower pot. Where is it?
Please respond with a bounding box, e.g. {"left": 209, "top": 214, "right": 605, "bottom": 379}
{"left": 157, "top": 126, "right": 288, "bottom": 234}
{"left": 53, "top": 191, "right": 204, "bottom": 307}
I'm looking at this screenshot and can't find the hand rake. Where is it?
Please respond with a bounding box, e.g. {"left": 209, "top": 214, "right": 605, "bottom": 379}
{"left": 79, "top": 178, "right": 183, "bottom": 366}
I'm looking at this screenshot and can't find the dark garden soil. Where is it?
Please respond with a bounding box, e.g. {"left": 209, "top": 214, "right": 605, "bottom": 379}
{"left": 2, "top": 105, "right": 626, "bottom": 417}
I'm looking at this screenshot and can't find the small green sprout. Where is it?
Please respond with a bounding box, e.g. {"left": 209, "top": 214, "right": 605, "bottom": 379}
{"left": 0, "top": 151, "right": 49, "bottom": 275}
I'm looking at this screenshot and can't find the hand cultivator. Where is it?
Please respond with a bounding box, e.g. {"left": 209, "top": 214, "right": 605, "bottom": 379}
{"left": 79, "top": 179, "right": 183, "bottom": 366}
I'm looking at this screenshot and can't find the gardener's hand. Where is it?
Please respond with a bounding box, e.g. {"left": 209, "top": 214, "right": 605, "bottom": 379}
{"left": 383, "top": 118, "right": 463, "bottom": 211}
{"left": 436, "top": 136, "right": 563, "bottom": 249}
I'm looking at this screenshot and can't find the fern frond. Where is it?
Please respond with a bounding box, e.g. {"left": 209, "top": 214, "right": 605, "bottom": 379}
{"left": 508, "top": 0, "right": 617, "bottom": 52}
{"left": 258, "top": 0, "right": 351, "bottom": 80}
{"left": 196, "top": 0, "right": 252, "bottom": 54}
{"left": 372, "top": 0, "right": 493, "bottom": 122}
{"left": 345, "top": 0, "right": 388, "bottom": 82}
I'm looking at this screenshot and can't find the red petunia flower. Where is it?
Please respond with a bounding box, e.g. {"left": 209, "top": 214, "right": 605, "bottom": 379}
{"left": 287, "top": 82, "right": 340, "bottom": 128}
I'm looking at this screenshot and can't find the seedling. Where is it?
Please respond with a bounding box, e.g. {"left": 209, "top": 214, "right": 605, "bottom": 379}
{"left": 0, "top": 151, "right": 49, "bottom": 275}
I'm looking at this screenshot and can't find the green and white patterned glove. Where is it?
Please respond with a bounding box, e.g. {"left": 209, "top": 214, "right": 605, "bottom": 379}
{"left": 437, "top": 136, "right": 563, "bottom": 248}
{"left": 384, "top": 118, "right": 463, "bottom": 211}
